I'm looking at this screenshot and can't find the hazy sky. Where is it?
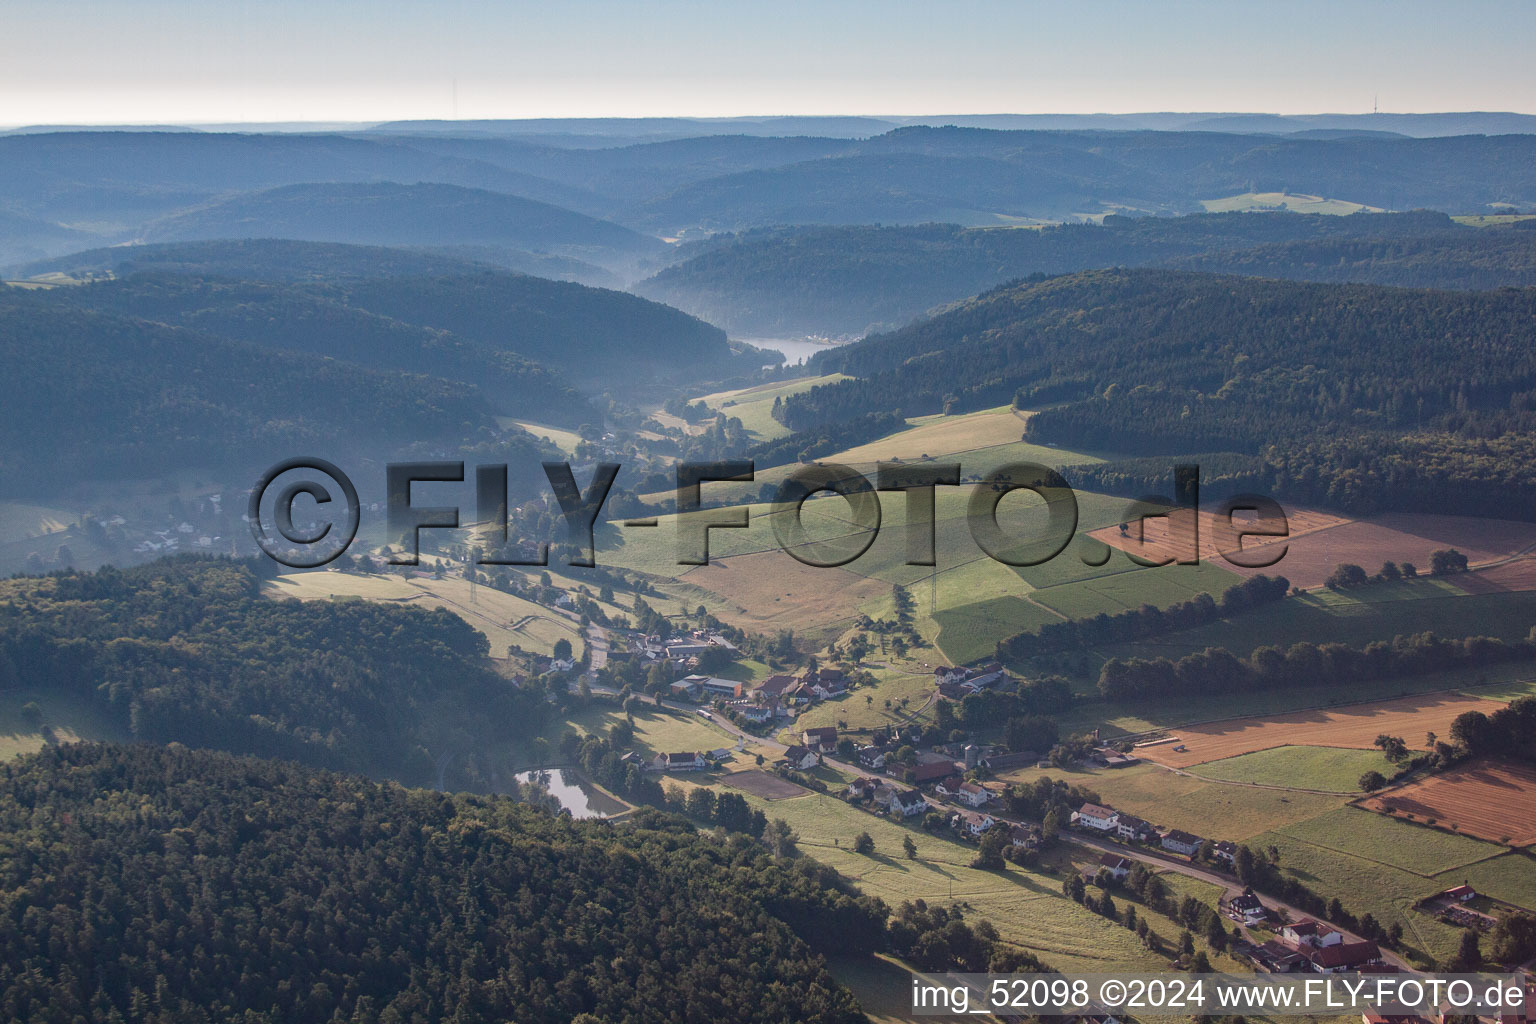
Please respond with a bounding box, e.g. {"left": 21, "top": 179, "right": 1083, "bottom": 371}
{"left": 4, "top": 0, "right": 1533, "bottom": 126}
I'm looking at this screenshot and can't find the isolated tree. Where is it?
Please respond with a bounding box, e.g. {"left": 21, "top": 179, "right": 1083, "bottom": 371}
{"left": 1430, "top": 548, "right": 1469, "bottom": 575}
{"left": 553, "top": 638, "right": 574, "bottom": 662}
{"left": 903, "top": 834, "right": 917, "bottom": 859}
{"left": 1359, "top": 770, "right": 1388, "bottom": 792}
{"left": 20, "top": 702, "right": 43, "bottom": 728}
{"left": 853, "top": 831, "right": 875, "bottom": 855}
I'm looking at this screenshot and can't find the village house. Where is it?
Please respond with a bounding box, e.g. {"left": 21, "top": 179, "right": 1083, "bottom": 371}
{"left": 951, "top": 809, "right": 997, "bottom": 837}
{"left": 936, "top": 680, "right": 970, "bottom": 701}
{"left": 1009, "top": 824, "right": 1040, "bottom": 850}
{"left": 1226, "top": 888, "right": 1268, "bottom": 925}
{"left": 933, "top": 776, "right": 965, "bottom": 798}
{"left": 780, "top": 745, "right": 820, "bottom": 771}
{"left": 1441, "top": 884, "right": 1476, "bottom": 903}
{"left": 887, "top": 788, "right": 929, "bottom": 820}
{"left": 1115, "top": 814, "right": 1157, "bottom": 843}
{"left": 729, "top": 701, "right": 771, "bottom": 723}
{"left": 668, "top": 679, "right": 702, "bottom": 700}
{"left": 1303, "top": 940, "right": 1381, "bottom": 973}
{"left": 1159, "top": 828, "right": 1203, "bottom": 856}
{"left": 1281, "top": 919, "right": 1342, "bottom": 948}
{"left": 1075, "top": 803, "right": 1120, "bottom": 832}
{"left": 1097, "top": 854, "right": 1132, "bottom": 881}
{"left": 801, "top": 726, "right": 839, "bottom": 751}
{"left": 855, "top": 745, "right": 886, "bottom": 770}
{"left": 846, "top": 777, "right": 879, "bottom": 801}
{"left": 650, "top": 751, "right": 706, "bottom": 772}
{"left": 956, "top": 781, "right": 991, "bottom": 808}
{"left": 934, "top": 666, "right": 969, "bottom": 686}
{"left": 686, "top": 675, "right": 743, "bottom": 699}
{"left": 1213, "top": 840, "right": 1238, "bottom": 867}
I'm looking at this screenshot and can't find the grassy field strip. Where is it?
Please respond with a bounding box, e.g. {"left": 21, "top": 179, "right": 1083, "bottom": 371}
{"left": 1271, "top": 808, "right": 1507, "bottom": 878}
{"left": 1183, "top": 746, "right": 1399, "bottom": 794}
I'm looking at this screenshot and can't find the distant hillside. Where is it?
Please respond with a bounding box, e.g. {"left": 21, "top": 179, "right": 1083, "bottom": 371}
{"left": 777, "top": 269, "right": 1536, "bottom": 515}
{"left": 14, "top": 237, "right": 619, "bottom": 288}
{"left": 143, "top": 181, "right": 664, "bottom": 272}
{"left": 636, "top": 211, "right": 1473, "bottom": 335}
{"left": 322, "top": 272, "right": 755, "bottom": 386}
{"left": 12, "top": 241, "right": 748, "bottom": 398}
{"left": 0, "top": 209, "right": 97, "bottom": 269}
{"left": 0, "top": 742, "right": 876, "bottom": 1023}
{"left": 0, "top": 297, "right": 510, "bottom": 489}
{"left": 15, "top": 273, "right": 593, "bottom": 423}
{"left": 1163, "top": 230, "right": 1536, "bottom": 289}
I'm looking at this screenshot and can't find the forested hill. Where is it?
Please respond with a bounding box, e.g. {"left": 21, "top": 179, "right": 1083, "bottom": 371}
{"left": 143, "top": 181, "right": 663, "bottom": 272}
{"left": 0, "top": 743, "right": 880, "bottom": 1023}
{"left": 0, "top": 298, "right": 532, "bottom": 490}
{"left": 8, "top": 243, "right": 754, "bottom": 402}
{"left": 776, "top": 269, "right": 1536, "bottom": 515}
{"left": 0, "top": 559, "right": 553, "bottom": 781}
{"left": 634, "top": 212, "right": 1531, "bottom": 336}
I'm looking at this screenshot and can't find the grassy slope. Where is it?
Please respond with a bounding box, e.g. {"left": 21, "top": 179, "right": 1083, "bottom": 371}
{"left": 1188, "top": 746, "right": 1401, "bottom": 794}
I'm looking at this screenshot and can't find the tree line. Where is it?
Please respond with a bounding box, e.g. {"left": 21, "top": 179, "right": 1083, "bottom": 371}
{"left": 1098, "top": 630, "right": 1536, "bottom": 701}
{"left": 999, "top": 574, "right": 1288, "bottom": 661}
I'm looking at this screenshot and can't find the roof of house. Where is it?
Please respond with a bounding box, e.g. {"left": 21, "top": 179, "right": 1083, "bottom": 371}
{"left": 908, "top": 761, "right": 955, "bottom": 782}
{"left": 1230, "top": 889, "right": 1264, "bottom": 911}
{"left": 662, "top": 751, "right": 700, "bottom": 764}
{"left": 1078, "top": 803, "right": 1117, "bottom": 819}
{"left": 1099, "top": 854, "right": 1132, "bottom": 871}
{"left": 782, "top": 744, "right": 815, "bottom": 762}
{"left": 1442, "top": 884, "right": 1475, "bottom": 898}
{"left": 1116, "top": 813, "right": 1151, "bottom": 829}
{"left": 959, "top": 781, "right": 987, "bottom": 795}
{"left": 1286, "top": 918, "right": 1332, "bottom": 937}
{"left": 1306, "top": 939, "right": 1379, "bottom": 969}
{"left": 1161, "top": 828, "right": 1201, "bottom": 845}
{"left": 758, "top": 674, "right": 797, "bottom": 695}
{"left": 892, "top": 788, "right": 927, "bottom": 806}
{"left": 803, "top": 726, "right": 838, "bottom": 740}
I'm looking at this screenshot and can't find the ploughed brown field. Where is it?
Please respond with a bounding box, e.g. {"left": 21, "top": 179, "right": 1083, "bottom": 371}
{"left": 1091, "top": 509, "right": 1536, "bottom": 590}
{"left": 720, "top": 769, "right": 809, "bottom": 800}
{"left": 1137, "top": 692, "right": 1511, "bottom": 769}
{"left": 1356, "top": 760, "right": 1536, "bottom": 846}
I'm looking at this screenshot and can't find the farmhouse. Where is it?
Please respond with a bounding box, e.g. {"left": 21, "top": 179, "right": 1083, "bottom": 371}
{"left": 651, "top": 751, "right": 706, "bottom": 772}
{"left": 1441, "top": 884, "right": 1476, "bottom": 903}
{"left": 1252, "top": 940, "right": 1308, "bottom": 974}
{"left": 801, "top": 726, "right": 839, "bottom": 751}
{"left": 1281, "top": 919, "right": 1341, "bottom": 948}
{"left": 906, "top": 760, "right": 957, "bottom": 785}
{"left": 846, "top": 777, "right": 879, "bottom": 801}
{"left": 1075, "top": 803, "right": 1120, "bottom": 832}
{"left": 780, "top": 745, "right": 820, "bottom": 771}
{"left": 729, "top": 701, "right": 771, "bottom": 723}
{"left": 757, "top": 674, "right": 797, "bottom": 697}
{"left": 1304, "top": 940, "right": 1380, "bottom": 973}
{"left": 1159, "top": 828, "right": 1203, "bottom": 856}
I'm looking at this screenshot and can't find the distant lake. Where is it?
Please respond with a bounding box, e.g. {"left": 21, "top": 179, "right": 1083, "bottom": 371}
{"left": 515, "top": 768, "right": 627, "bottom": 819}
{"left": 744, "top": 337, "right": 842, "bottom": 366}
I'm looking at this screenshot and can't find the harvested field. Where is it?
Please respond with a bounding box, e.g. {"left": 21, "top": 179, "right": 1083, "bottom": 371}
{"left": 681, "top": 548, "right": 888, "bottom": 632}
{"left": 1357, "top": 760, "right": 1536, "bottom": 847}
{"left": 1091, "top": 509, "right": 1536, "bottom": 590}
{"left": 1137, "top": 691, "right": 1511, "bottom": 769}
{"left": 721, "top": 769, "right": 809, "bottom": 800}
